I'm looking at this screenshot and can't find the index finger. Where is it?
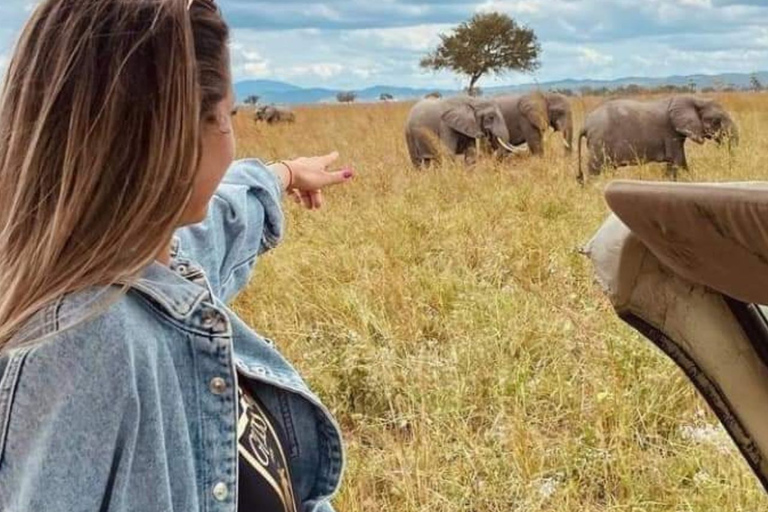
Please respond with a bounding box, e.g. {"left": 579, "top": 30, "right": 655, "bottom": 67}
{"left": 320, "top": 151, "right": 340, "bottom": 167}
{"left": 318, "top": 167, "right": 355, "bottom": 188}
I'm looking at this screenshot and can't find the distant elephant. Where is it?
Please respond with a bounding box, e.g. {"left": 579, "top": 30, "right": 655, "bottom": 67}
{"left": 405, "top": 96, "right": 516, "bottom": 166}
{"left": 493, "top": 92, "right": 574, "bottom": 156}
{"left": 255, "top": 105, "right": 296, "bottom": 124}
{"left": 578, "top": 95, "right": 738, "bottom": 182}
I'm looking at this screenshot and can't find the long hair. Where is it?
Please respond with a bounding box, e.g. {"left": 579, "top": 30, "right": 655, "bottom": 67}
{"left": 0, "top": 0, "right": 230, "bottom": 349}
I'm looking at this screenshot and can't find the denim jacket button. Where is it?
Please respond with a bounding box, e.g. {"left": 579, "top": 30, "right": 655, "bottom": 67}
{"left": 213, "top": 318, "right": 228, "bottom": 334}
{"left": 209, "top": 377, "right": 227, "bottom": 395}
{"left": 212, "top": 482, "right": 228, "bottom": 501}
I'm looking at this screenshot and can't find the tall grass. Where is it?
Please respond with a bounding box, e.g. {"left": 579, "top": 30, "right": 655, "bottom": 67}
{"left": 232, "top": 93, "right": 768, "bottom": 511}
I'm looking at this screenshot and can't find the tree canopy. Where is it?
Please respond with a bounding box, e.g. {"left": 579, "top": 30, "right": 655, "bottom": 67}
{"left": 337, "top": 91, "right": 357, "bottom": 103}
{"left": 420, "top": 12, "right": 541, "bottom": 94}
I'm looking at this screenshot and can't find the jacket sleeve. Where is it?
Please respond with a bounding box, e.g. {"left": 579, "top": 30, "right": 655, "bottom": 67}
{"left": 0, "top": 331, "right": 142, "bottom": 512}
{"left": 175, "top": 159, "right": 284, "bottom": 303}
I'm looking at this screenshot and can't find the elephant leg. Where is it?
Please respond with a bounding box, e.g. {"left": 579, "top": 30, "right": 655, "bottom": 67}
{"left": 588, "top": 154, "right": 603, "bottom": 176}
{"left": 665, "top": 162, "right": 678, "bottom": 181}
{"left": 414, "top": 157, "right": 434, "bottom": 169}
{"left": 587, "top": 143, "right": 605, "bottom": 176}
{"left": 665, "top": 138, "right": 688, "bottom": 181}
{"left": 464, "top": 144, "right": 478, "bottom": 166}
{"left": 408, "top": 130, "right": 439, "bottom": 167}
{"left": 448, "top": 132, "right": 477, "bottom": 166}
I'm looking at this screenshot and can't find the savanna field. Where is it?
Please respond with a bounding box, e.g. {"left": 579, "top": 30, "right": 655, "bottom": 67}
{"left": 232, "top": 93, "right": 768, "bottom": 511}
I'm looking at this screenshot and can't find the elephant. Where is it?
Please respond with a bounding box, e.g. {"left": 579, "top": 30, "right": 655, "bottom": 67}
{"left": 578, "top": 95, "right": 738, "bottom": 182}
{"left": 493, "top": 92, "right": 574, "bottom": 156}
{"left": 405, "top": 96, "right": 517, "bottom": 166}
{"left": 254, "top": 105, "right": 296, "bottom": 124}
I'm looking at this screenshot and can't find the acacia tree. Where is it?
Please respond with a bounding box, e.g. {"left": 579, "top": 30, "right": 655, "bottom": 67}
{"left": 421, "top": 12, "right": 540, "bottom": 95}
{"left": 337, "top": 91, "right": 357, "bottom": 103}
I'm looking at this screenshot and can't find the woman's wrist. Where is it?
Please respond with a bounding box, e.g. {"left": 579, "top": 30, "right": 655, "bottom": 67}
{"left": 267, "top": 161, "right": 293, "bottom": 192}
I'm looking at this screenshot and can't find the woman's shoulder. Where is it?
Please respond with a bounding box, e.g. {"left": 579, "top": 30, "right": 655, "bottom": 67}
{"left": 7, "top": 287, "right": 168, "bottom": 388}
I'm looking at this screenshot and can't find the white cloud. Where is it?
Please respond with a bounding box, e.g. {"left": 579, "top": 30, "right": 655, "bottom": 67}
{"left": 476, "top": 0, "right": 544, "bottom": 15}
{"left": 578, "top": 47, "right": 614, "bottom": 66}
{"left": 230, "top": 43, "right": 271, "bottom": 79}
{"left": 305, "top": 4, "right": 343, "bottom": 22}
{"left": 283, "top": 63, "right": 345, "bottom": 80}
{"left": 4, "top": 0, "right": 768, "bottom": 90}
{"left": 342, "top": 24, "right": 449, "bottom": 52}
{"left": 677, "top": 0, "right": 711, "bottom": 7}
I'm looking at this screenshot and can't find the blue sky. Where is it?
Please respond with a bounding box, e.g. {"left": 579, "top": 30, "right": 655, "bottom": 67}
{"left": 2, "top": 1, "right": 768, "bottom": 89}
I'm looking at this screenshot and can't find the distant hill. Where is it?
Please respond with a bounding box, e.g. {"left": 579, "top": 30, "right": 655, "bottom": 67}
{"left": 235, "top": 71, "right": 768, "bottom": 105}
{"left": 235, "top": 81, "right": 452, "bottom": 105}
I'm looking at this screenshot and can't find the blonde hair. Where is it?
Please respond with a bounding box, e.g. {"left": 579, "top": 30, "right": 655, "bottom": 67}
{"left": 0, "top": 0, "right": 230, "bottom": 349}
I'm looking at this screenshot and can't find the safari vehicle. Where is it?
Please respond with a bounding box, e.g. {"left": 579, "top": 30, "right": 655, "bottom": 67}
{"left": 585, "top": 180, "right": 768, "bottom": 492}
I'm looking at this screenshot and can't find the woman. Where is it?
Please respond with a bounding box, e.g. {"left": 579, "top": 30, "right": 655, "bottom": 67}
{"left": 0, "top": 1, "right": 351, "bottom": 511}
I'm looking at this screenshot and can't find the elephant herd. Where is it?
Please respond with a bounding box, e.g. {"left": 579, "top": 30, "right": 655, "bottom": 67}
{"left": 405, "top": 93, "right": 738, "bottom": 182}
{"left": 254, "top": 105, "right": 296, "bottom": 124}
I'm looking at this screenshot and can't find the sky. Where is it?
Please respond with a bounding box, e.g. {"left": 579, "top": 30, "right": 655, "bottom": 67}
{"left": 2, "top": 1, "right": 768, "bottom": 90}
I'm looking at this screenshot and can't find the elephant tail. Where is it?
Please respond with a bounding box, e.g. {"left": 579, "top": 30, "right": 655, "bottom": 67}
{"left": 577, "top": 128, "right": 588, "bottom": 185}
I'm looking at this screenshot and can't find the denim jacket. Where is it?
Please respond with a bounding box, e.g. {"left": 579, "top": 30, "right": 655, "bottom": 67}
{"left": 0, "top": 160, "right": 344, "bottom": 512}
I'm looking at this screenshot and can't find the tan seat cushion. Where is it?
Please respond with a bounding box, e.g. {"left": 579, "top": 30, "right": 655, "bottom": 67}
{"left": 605, "top": 180, "right": 768, "bottom": 305}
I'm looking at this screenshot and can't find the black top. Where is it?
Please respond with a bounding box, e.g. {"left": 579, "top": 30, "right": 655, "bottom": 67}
{"left": 237, "top": 384, "right": 298, "bottom": 512}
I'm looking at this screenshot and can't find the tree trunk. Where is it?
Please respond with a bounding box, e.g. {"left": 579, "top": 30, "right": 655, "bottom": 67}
{"left": 468, "top": 74, "right": 482, "bottom": 96}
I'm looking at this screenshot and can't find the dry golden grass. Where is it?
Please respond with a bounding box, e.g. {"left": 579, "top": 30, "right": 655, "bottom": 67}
{"left": 232, "top": 93, "right": 768, "bottom": 511}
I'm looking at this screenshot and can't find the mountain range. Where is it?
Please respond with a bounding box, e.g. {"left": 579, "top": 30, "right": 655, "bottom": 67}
{"left": 235, "top": 72, "right": 768, "bottom": 105}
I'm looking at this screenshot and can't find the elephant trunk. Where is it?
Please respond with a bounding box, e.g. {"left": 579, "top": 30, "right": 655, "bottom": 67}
{"left": 563, "top": 114, "right": 574, "bottom": 153}
{"left": 715, "top": 117, "right": 739, "bottom": 148}
{"left": 488, "top": 119, "right": 511, "bottom": 152}
{"left": 496, "top": 120, "right": 510, "bottom": 146}
{"left": 727, "top": 120, "right": 739, "bottom": 148}
{"left": 554, "top": 115, "right": 574, "bottom": 153}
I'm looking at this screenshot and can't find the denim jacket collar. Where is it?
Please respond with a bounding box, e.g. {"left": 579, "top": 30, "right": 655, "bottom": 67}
{"left": 128, "top": 237, "right": 211, "bottom": 321}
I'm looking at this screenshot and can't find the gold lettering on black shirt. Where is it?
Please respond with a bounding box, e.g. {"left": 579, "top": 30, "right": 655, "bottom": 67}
{"left": 237, "top": 387, "right": 297, "bottom": 512}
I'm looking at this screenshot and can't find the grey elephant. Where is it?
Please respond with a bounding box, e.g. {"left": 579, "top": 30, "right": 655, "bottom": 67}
{"left": 494, "top": 92, "right": 573, "bottom": 156}
{"left": 578, "top": 95, "right": 738, "bottom": 182}
{"left": 254, "top": 105, "right": 296, "bottom": 124}
{"left": 405, "top": 96, "right": 516, "bottom": 166}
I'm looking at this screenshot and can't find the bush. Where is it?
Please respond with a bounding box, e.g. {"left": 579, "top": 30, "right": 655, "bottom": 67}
{"left": 337, "top": 91, "right": 357, "bottom": 103}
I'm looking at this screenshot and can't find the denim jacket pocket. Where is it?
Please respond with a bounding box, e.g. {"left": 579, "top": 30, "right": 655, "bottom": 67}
{"left": 0, "top": 346, "right": 34, "bottom": 468}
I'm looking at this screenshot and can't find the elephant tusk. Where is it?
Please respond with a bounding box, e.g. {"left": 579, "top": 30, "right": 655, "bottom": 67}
{"left": 563, "top": 139, "right": 572, "bottom": 150}
{"left": 497, "top": 137, "right": 528, "bottom": 155}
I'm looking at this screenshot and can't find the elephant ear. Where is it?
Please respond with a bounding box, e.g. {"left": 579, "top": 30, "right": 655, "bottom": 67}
{"left": 669, "top": 96, "right": 705, "bottom": 144}
{"left": 520, "top": 93, "right": 549, "bottom": 133}
{"left": 442, "top": 103, "right": 483, "bottom": 139}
